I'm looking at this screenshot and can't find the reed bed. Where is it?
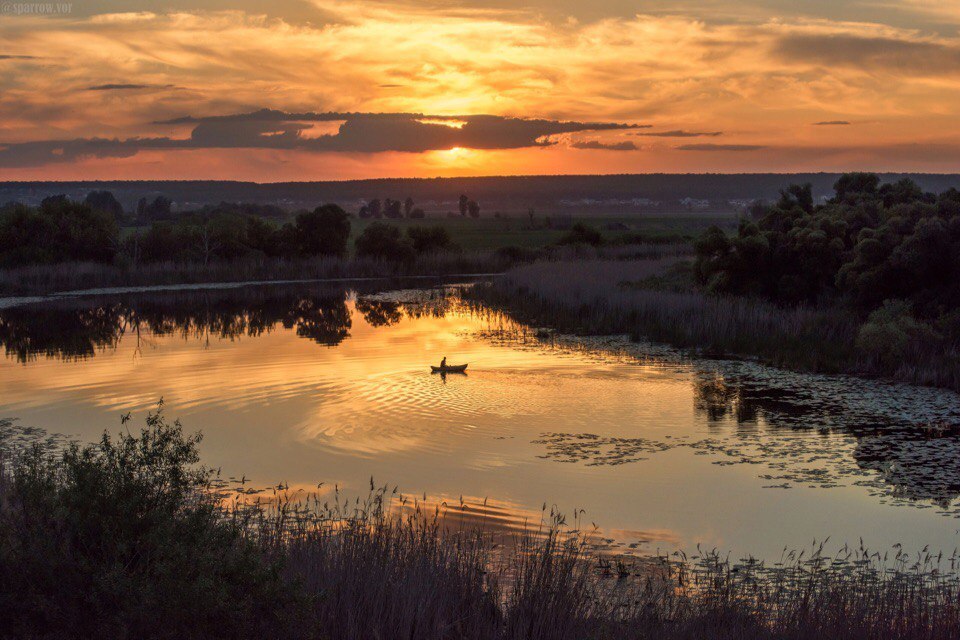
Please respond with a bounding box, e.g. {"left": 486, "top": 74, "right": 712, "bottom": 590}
{"left": 474, "top": 259, "right": 860, "bottom": 373}
{"left": 4, "top": 411, "right": 960, "bottom": 639}
{"left": 0, "top": 243, "right": 689, "bottom": 297}
{"left": 0, "top": 251, "right": 509, "bottom": 296}
{"left": 474, "top": 259, "right": 960, "bottom": 390}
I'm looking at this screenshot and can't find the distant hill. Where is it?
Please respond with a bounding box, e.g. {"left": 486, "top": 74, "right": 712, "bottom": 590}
{"left": 3, "top": 173, "right": 960, "bottom": 215}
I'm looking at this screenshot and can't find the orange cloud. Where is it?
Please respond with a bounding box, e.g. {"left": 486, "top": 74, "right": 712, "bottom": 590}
{"left": 1, "top": 2, "right": 959, "bottom": 177}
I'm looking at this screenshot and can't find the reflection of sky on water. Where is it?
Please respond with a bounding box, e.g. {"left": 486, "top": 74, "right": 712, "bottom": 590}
{"left": 2, "top": 283, "right": 960, "bottom": 560}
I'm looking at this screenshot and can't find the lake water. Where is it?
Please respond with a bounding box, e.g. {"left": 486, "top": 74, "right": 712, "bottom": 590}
{"left": 3, "top": 280, "right": 960, "bottom": 560}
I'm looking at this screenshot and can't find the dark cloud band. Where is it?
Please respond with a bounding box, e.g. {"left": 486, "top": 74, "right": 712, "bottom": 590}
{"left": 0, "top": 109, "right": 643, "bottom": 167}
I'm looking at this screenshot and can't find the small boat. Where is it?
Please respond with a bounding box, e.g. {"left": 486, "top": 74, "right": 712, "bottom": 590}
{"left": 430, "top": 364, "right": 468, "bottom": 373}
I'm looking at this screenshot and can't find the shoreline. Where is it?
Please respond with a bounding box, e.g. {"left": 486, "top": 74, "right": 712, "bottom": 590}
{"left": 0, "top": 272, "right": 502, "bottom": 310}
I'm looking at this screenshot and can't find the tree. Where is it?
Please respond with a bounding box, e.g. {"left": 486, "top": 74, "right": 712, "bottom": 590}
{"left": 384, "top": 199, "right": 403, "bottom": 219}
{"left": 367, "top": 199, "right": 382, "bottom": 218}
{"left": 192, "top": 221, "right": 221, "bottom": 266}
{"left": 557, "top": 223, "right": 603, "bottom": 247}
{"left": 776, "top": 183, "right": 813, "bottom": 213}
{"left": 832, "top": 173, "right": 880, "bottom": 205}
{"left": 879, "top": 178, "right": 928, "bottom": 208}
{"left": 458, "top": 195, "right": 469, "bottom": 217}
{"left": 693, "top": 172, "right": 960, "bottom": 311}
{"left": 404, "top": 197, "right": 415, "bottom": 217}
{"left": 408, "top": 207, "right": 426, "bottom": 219}
{"left": 354, "top": 222, "right": 414, "bottom": 262}
{"left": 143, "top": 196, "right": 173, "bottom": 221}
{"left": 140, "top": 222, "right": 186, "bottom": 263}
{"left": 11, "top": 198, "right": 119, "bottom": 265}
{"left": 41, "top": 194, "right": 69, "bottom": 209}
{"left": 407, "top": 225, "right": 454, "bottom": 254}
{"left": 269, "top": 223, "right": 300, "bottom": 260}
{"left": 467, "top": 200, "right": 480, "bottom": 218}
{"left": 84, "top": 191, "right": 125, "bottom": 223}
{"left": 294, "top": 204, "right": 351, "bottom": 257}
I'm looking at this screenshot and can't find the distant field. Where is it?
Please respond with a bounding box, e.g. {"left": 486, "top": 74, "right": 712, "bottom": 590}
{"left": 349, "top": 211, "right": 738, "bottom": 250}
{"left": 118, "top": 210, "right": 738, "bottom": 251}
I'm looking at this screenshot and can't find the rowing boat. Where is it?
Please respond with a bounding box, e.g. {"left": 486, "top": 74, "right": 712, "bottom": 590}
{"left": 430, "top": 364, "right": 468, "bottom": 373}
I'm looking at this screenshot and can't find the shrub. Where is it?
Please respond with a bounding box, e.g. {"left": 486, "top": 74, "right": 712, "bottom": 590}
{"left": 495, "top": 245, "right": 540, "bottom": 263}
{"left": 0, "top": 407, "right": 291, "bottom": 639}
{"left": 0, "top": 200, "right": 118, "bottom": 267}
{"left": 856, "top": 299, "right": 941, "bottom": 369}
{"left": 295, "top": 204, "right": 351, "bottom": 258}
{"left": 557, "top": 223, "right": 603, "bottom": 247}
{"left": 354, "top": 222, "right": 415, "bottom": 262}
{"left": 407, "top": 225, "right": 455, "bottom": 254}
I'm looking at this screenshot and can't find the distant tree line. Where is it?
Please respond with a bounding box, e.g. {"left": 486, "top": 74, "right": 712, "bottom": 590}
{"left": 0, "top": 197, "right": 352, "bottom": 267}
{"left": 356, "top": 194, "right": 481, "bottom": 219}
{"left": 0, "top": 193, "right": 463, "bottom": 268}
{"left": 128, "top": 204, "right": 352, "bottom": 266}
{"left": 358, "top": 197, "right": 424, "bottom": 219}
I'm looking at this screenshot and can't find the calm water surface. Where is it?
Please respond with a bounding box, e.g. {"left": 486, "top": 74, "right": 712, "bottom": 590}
{"left": 3, "top": 281, "right": 960, "bottom": 560}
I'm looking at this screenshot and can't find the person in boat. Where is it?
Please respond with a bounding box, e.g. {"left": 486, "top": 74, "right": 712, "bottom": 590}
{"left": 440, "top": 356, "right": 447, "bottom": 368}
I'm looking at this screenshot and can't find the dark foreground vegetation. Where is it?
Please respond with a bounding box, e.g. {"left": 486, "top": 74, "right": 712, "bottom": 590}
{"left": 478, "top": 174, "right": 960, "bottom": 391}
{"left": 3, "top": 410, "right": 960, "bottom": 640}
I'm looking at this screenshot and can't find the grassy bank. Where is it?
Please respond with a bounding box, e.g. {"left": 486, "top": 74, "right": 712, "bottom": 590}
{"left": 347, "top": 212, "right": 735, "bottom": 250}
{"left": 472, "top": 259, "right": 960, "bottom": 391}
{"left": 0, "top": 244, "right": 688, "bottom": 297}
{"left": 0, "top": 251, "right": 507, "bottom": 296}
{"left": 3, "top": 410, "right": 960, "bottom": 639}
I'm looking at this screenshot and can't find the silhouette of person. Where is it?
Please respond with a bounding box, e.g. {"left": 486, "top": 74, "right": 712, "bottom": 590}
{"left": 440, "top": 356, "right": 447, "bottom": 368}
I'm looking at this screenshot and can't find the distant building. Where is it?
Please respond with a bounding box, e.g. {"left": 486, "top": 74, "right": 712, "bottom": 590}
{"left": 679, "top": 197, "right": 710, "bottom": 210}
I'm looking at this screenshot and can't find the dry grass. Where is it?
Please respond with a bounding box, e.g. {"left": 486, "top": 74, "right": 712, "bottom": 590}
{"left": 228, "top": 479, "right": 960, "bottom": 640}
{"left": 474, "top": 259, "right": 861, "bottom": 373}
{"left": 0, "top": 243, "right": 690, "bottom": 297}
{"left": 225, "top": 482, "right": 960, "bottom": 640}
{"left": 0, "top": 251, "right": 509, "bottom": 296}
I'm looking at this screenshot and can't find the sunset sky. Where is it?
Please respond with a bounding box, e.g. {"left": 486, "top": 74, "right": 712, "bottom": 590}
{"left": 2, "top": 0, "right": 960, "bottom": 180}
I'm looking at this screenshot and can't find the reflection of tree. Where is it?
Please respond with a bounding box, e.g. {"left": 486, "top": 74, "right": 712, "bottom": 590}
{"left": 399, "top": 293, "right": 451, "bottom": 320}
{"left": 0, "top": 304, "right": 126, "bottom": 362}
{"left": 355, "top": 298, "right": 402, "bottom": 327}
{"left": 0, "top": 287, "right": 355, "bottom": 360}
{"left": 282, "top": 297, "right": 351, "bottom": 346}
{"left": 693, "top": 373, "right": 756, "bottom": 423}
{"left": 692, "top": 369, "right": 960, "bottom": 509}
{"left": 853, "top": 428, "right": 960, "bottom": 508}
